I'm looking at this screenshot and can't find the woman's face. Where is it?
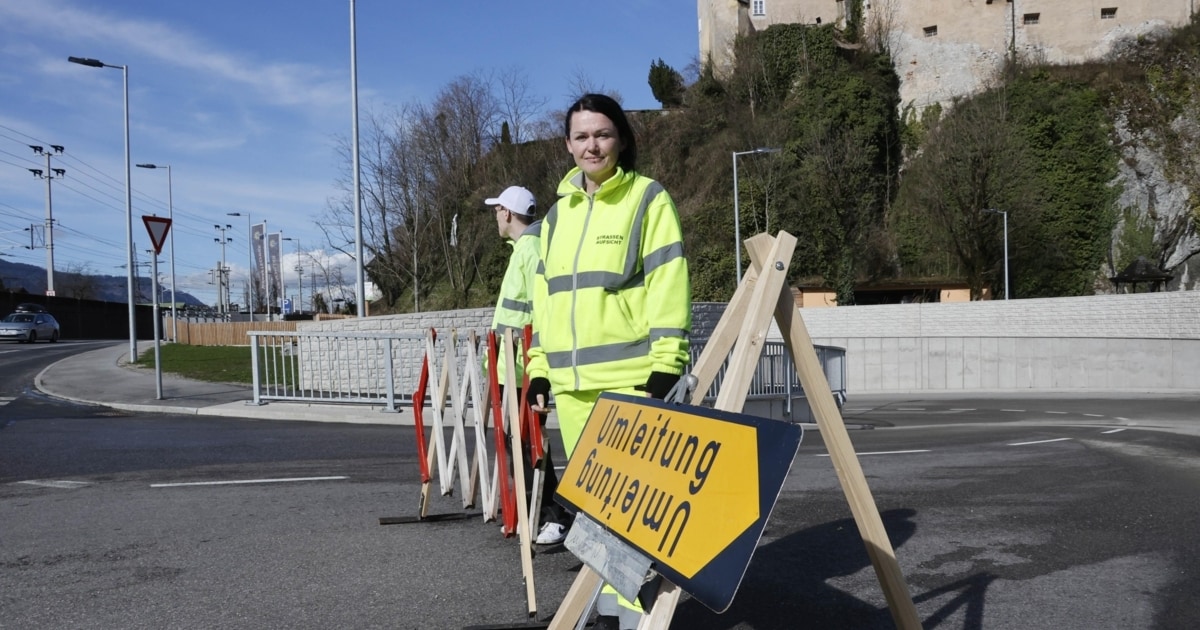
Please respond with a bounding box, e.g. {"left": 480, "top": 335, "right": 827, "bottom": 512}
{"left": 565, "top": 110, "right": 623, "bottom": 190}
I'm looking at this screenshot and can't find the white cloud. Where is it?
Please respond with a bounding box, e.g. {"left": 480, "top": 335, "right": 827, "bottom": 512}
{"left": 0, "top": 1, "right": 346, "bottom": 110}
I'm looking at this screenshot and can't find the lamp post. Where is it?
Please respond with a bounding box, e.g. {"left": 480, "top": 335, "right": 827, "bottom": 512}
{"left": 350, "top": 0, "right": 366, "bottom": 317}
{"left": 69, "top": 55, "right": 136, "bottom": 362}
{"left": 136, "top": 163, "right": 177, "bottom": 339}
{"left": 984, "top": 208, "right": 1010, "bottom": 300}
{"left": 227, "top": 212, "right": 254, "bottom": 320}
{"left": 732, "top": 147, "right": 782, "bottom": 284}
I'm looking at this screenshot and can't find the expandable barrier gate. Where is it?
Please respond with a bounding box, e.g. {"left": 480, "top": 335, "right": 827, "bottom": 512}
{"left": 384, "top": 327, "right": 543, "bottom": 615}
{"left": 382, "top": 323, "right": 852, "bottom": 620}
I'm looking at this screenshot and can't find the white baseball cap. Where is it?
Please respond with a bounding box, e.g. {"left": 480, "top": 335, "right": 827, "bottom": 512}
{"left": 485, "top": 186, "right": 536, "bottom": 216}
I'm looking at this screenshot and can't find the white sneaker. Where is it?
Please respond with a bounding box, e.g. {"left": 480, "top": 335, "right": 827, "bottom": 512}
{"left": 535, "top": 522, "right": 567, "bottom": 545}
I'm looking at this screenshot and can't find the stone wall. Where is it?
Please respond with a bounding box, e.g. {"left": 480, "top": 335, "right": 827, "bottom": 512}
{"left": 796, "top": 291, "right": 1200, "bottom": 393}
{"left": 295, "top": 291, "right": 1199, "bottom": 396}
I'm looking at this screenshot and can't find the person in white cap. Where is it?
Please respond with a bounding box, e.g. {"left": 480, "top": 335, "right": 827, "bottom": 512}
{"left": 485, "top": 185, "right": 572, "bottom": 544}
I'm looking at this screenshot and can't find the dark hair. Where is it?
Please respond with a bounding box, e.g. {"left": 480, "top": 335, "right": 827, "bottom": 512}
{"left": 564, "top": 93, "right": 637, "bottom": 172}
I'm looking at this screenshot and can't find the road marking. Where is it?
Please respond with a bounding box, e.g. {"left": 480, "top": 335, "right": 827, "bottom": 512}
{"left": 151, "top": 476, "right": 349, "bottom": 488}
{"left": 948, "top": 408, "right": 976, "bottom": 412}
{"left": 1008, "top": 437, "right": 1072, "bottom": 446}
{"left": 1045, "top": 411, "right": 1068, "bottom": 415}
{"left": 18, "top": 480, "right": 90, "bottom": 489}
{"left": 1083, "top": 413, "right": 1103, "bottom": 417}
{"left": 896, "top": 407, "right": 925, "bottom": 411}
{"left": 0, "top": 396, "right": 14, "bottom": 405}
{"left": 817, "top": 449, "right": 931, "bottom": 457}
{"left": 1101, "top": 428, "right": 1128, "bottom": 434}
{"left": 1001, "top": 409, "right": 1025, "bottom": 412}
{"left": 1115, "top": 417, "right": 1130, "bottom": 422}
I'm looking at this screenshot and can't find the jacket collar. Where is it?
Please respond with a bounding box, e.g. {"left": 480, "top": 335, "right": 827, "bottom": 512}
{"left": 558, "top": 166, "right": 632, "bottom": 200}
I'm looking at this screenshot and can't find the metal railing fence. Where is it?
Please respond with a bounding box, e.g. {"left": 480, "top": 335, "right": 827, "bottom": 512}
{"left": 248, "top": 330, "right": 846, "bottom": 414}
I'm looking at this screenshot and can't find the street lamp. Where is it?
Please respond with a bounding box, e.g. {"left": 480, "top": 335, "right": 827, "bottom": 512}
{"left": 136, "top": 163, "right": 177, "bottom": 340}
{"left": 984, "top": 208, "right": 1010, "bottom": 300}
{"left": 732, "top": 147, "right": 782, "bottom": 284}
{"left": 227, "top": 212, "right": 255, "bottom": 320}
{"left": 70, "top": 55, "right": 136, "bottom": 362}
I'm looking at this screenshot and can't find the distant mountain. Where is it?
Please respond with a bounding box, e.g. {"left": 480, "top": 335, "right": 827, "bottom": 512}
{"left": 0, "top": 258, "right": 206, "bottom": 306}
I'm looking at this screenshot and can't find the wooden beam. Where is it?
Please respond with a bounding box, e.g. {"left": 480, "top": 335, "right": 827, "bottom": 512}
{"left": 745, "top": 234, "right": 921, "bottom": 630}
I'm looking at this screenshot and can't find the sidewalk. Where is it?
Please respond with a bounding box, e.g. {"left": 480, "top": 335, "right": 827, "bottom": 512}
{"left": 35, "top": 341, "right": 418, "bottom": 426}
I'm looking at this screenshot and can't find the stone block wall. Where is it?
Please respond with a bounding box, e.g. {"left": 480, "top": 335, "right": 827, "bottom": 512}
{"left": 292, "top": 291, "right": 1199, "bottom": 395}
{"left": 795, "top": 291, "right": 1200, "bottom": 393}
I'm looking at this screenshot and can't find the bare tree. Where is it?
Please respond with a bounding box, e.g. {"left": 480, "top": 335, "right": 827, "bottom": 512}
{"left": 893, "top": 91, "right": 1037, "bottom": 298}
{"left": 496, "top": 66, "right": 548, "bottom": 144}
{"left": 57, "top": 262, "right": 100, "bottom": 299}
{"left": 862, "top": 0, "right": 902, "bottom": 57}
{"left": 407, "top": 74, "right": 502, "bottom": 308}
{"left": 564, "top": 68, "right": 622, "bottom": 105}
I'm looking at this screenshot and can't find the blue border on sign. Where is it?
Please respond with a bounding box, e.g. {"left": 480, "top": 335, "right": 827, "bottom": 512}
{"left": 555, "top": 391, "right": 803, "bottom": 612}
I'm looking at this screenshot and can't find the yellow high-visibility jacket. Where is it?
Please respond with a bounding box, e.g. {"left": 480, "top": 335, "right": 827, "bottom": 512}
{"left": 526, "top": 167, "right": 691, "bottom": 394}
{"left": 488, "top": 221, "right": 541, "bottom": 385}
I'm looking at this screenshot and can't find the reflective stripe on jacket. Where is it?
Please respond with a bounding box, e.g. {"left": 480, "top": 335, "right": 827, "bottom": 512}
{"left": 527, "top": 167, "right": 691, "bottom": 394}
{"left": 489, "top": 221, "right": 541, "bottom": 384}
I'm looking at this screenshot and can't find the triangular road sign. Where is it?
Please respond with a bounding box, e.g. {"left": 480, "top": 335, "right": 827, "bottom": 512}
{"left": 142, "top": 215, "right": 172, "bottom": 255}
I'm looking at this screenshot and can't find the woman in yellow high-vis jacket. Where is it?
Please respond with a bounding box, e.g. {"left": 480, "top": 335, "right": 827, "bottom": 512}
{"left": 526, "top": 93, "right": 691, "bottom": 630}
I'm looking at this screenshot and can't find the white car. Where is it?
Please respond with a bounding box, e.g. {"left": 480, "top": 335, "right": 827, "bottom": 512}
{"left": 0, "top": 312, "right": 61, "bottom": 343}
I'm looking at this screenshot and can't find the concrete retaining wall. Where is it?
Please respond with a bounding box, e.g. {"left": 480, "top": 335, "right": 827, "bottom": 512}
{"left": 795, "top": 291, "right": 1200, "bottom": 393}
{"left": 299, "top": 291, "right": 1200, "bottom": 394}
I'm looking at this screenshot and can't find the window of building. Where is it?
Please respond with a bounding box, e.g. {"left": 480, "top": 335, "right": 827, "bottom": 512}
{"left": 752, "top": 0, "right": 765, "bottom": 17}
{"left": 1023, "top": 13, "right": 1040, "bottom": 25}
{"left": 923, "top": 25, "right": 938, "bottom": 38}
{"left": 1101, "top": 7, "right": 1118, "bottom": 19}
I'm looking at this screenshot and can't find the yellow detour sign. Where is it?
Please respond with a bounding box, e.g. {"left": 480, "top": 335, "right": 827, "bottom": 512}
{"left": 556, "top": 392, "right": 803, "bottom": 612}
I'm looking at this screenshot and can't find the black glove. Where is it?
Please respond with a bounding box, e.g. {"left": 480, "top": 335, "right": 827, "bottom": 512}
{"left": 644, "top": 371, "right": 680, "bottom": 400}
{"left": 527, "top": 377, "right": 551, "bottom": 407}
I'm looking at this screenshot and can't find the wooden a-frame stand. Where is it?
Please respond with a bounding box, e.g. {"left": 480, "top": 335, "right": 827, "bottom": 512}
{"left": 548, "top": 232, "right": 921, "bottom": 630}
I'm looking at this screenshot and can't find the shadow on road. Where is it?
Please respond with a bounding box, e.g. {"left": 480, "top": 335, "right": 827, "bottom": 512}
{"left": 669, "top": 508, "right": 991, "bottom": 629}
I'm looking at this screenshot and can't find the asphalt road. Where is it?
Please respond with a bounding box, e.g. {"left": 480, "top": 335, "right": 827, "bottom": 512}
{"left": 2, "top": 342, "right": 1199, "bottom": 629}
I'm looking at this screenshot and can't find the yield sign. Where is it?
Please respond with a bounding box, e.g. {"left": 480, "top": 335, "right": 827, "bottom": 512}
{"left": 142, "top": 215, "right": 172, "bottom": 255}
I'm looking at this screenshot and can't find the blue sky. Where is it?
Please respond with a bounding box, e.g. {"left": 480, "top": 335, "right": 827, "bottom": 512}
{"left": 0, "top": 0, "right": 699, "bottom": 308}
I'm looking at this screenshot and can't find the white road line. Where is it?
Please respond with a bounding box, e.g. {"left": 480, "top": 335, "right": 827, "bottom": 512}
{"left": 948, "top": 408, "right": 976, "bottom": 412}
{"left": 896, "top": 407, "right": 925, "bottom": 411}
{"left": 18, "top": 480, "right": 90, "bottom": 489}
{"left": 0, "top": 397, "right": 14, "bottom": 403}
{"left": 151, "top": 476, "right": 349, "bottom": 488}
{"left": 1115, "top": 417, "right": 1130, "bottom": 422}
{"left": 1101, "top": 428, "right": 1128, "bottom": 434}
{"left": 1083, "top": 413, "right": 1104, "bottom": 417}
{"left": 816, "top": 449, "right": 931, "bottom": 457}
{"left": 1008, "top": 437, "right": 1072, "bottom": 446}
{"left": 1001, "top": 409, "right": 1025, "bottom": 412}
{"left": 1045, "top": 411, "right": 1068, "bottom": 415}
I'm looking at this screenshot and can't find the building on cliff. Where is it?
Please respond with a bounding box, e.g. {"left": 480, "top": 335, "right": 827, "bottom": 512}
{"left": 698, "top": 0, "right": 1196, "bottom": 108}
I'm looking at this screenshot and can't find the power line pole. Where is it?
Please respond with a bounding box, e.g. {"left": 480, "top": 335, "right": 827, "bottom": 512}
{"left": 28, "top": 144, "right": 65, "bottom": 296}
{"left": 214, "top": 224, "right": 232, "bottom": 315}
